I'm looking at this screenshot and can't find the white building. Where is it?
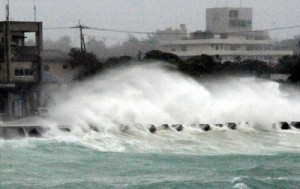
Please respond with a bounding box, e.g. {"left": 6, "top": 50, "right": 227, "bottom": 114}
{"left": 157, "top": 7, "right": 293, "bottom": 63}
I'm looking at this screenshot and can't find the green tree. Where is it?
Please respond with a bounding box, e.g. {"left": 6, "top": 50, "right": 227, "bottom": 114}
{"left": 143, "top": 50, "right": 182, "bottom": 64}
{"left": 288, "top": 59, "right": 300, "bottom": 83}
{"left": 180, "top": 54, "right": 219, "bottom": 75}
{"left": 276, "top": 55, "right": 299, "bottom": 73}
{"left": 68, "top": 48, "right": 103, "bottom": 79}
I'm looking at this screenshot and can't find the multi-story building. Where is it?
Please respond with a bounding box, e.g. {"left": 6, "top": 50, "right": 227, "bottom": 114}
{"left": 0, "top": 21, "right": 43, "bottom": 120}
{"left": 157, "top": 7, "right": 293, "bottom": 63}
{"left": 40, "top": 49, "right": 79, "bottom": 106}
{"left": 274, "top": 35, "right": 300, "bottom": 56}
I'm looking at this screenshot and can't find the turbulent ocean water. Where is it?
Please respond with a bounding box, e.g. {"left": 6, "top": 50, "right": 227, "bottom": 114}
{"left": 1, "top": 63, "right": 300, "bottom": 189}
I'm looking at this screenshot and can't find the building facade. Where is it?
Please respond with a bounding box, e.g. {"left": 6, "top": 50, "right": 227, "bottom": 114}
{"left": 0, "top": 21, "right": 42, "bottom": 120}
{"left": 206, "top": 7, "right": 253, "bottom": 33}
{"left": 40, "top": 49, "right": 78, "bottom": 106}
{"left": 157, "top": 7, "right": 293, "bottom": 62}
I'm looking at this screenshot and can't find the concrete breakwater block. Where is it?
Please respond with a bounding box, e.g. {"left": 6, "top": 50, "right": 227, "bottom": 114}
{"left": 171, "top": 124, "right": 184, "bottom": 132}
{"left": 154, "top": 124, "right": 171, "bottom": 132}
{"left": 199, "top": 124, "right": 212, "bottom": 131}
{"left": 89, "top": 124, "right": 99, "bottom": 132}
{"left": 215, "top": 124, "right": 224, "bottom": 128}
{"left": 58, "top": 125, "right": 72, "bottom": 132}
{"left": 0, "top": 127, "right": 26, "bottom": 139}
{"left": 0, "top": 126, "right": 48, "bottom": 139}
{"left": 148, "top": 124, "right": 156, "bottom": 133}
{"left": 160, "top": 124, "right": 170, "bottom": 130}
{"left": 227, "top": 123, "right": 237, "bottom": 130}
{"left": 291, "top": 122, "right": 300, "bottom": 129}
{"left": 280, "top": 122, "right": 291, "bottom": 130}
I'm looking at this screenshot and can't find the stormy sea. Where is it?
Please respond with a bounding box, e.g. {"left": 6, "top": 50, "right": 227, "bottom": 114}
{"left": 1, "top": 63, "right": 300, "bottom": 189}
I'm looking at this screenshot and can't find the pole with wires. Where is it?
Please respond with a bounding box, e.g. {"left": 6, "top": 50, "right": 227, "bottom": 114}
{"left": 34, "top": 5, "right": 36, "bottom": 21}
{"left": 6, "top": 0, "right": 9, "bottom": 21}
{"left": 70, "top": 20, "right": 88, "bottom": 53}
{"left": 79, "top": 20, "right": 86, "bottom": 53}
{"left": 5, "top": 0, "right": 11, "bottom": 82}
{"left": 33, "top": 0, "right": 37, "bottom": 21}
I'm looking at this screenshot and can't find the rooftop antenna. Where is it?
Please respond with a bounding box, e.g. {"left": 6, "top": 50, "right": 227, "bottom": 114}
{"left": 6, "top": 0, "right": 10, "bottom": 21}
{"left": 34, "top": 1, "right": 37, "bottom": 21}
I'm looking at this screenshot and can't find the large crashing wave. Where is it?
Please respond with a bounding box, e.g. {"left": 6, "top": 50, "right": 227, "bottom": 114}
{"left": 48, "top": 63, "right": 300, "bottom": 126}
{"left": 23, "top": 63, "right": 300, "bottom": 154}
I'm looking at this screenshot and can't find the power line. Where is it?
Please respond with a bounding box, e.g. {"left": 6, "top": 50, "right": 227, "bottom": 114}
{"left": 44, "top": 24, "right": 300, "bottom": 36}
{"left": 88, "top": 26, "right": 156, "bottom": 35}
{"left": 84, "top": 33, "right": 124, "bottom": 41}
{"left": 43, "top": 22, "right": 300, "bottom": 48}
{"left": 44, "top": 26, "right": 74, "bottom": 30}
{"left": 227, "top": 25, "right": 300, "bottom": 34}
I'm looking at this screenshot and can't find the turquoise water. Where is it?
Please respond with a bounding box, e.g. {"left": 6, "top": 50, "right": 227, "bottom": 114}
{"left": 1, "top": 137, "right": 300, "bottom": 189}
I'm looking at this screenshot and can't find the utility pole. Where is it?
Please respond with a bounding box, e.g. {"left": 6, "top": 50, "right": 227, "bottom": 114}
{"left": 71, "top": 20, "right": 88, "bottom": 53}
{"left": 4, "top": 0, "right": 11, "bottom": 83}
{"left": 6, "top": 0, "right": 9, "bottom": 21}
{"left": 79, "top": 21, "right": 86, "bottom": 53}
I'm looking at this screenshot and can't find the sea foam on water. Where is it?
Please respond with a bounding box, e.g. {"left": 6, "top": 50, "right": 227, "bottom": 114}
{"left": 42, "top": 62, "right": 300, "bottom": 154}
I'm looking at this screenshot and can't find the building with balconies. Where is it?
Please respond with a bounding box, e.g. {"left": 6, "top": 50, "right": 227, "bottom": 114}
{"left": 0, "top": 21, "right": 42, "bottom": 120}
{"left": 157, "top": 7, "right": 293, "bottom": 63}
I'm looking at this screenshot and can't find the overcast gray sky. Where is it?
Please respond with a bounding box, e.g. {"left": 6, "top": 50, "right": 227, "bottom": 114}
{"left": 1, "top": 0, "right": 300, "bottom": 47}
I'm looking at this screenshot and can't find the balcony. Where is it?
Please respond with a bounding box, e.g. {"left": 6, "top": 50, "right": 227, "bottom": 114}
{"left": 11, "top": 46, "right": 39, "bottom": 62}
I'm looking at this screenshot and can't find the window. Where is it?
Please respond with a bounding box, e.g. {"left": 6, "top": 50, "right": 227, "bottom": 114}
{"left": 229, "top": 10, "right": 239, "bottom": 18}
{"left": 14, "top": 69, "right": 33, "bottom": 76}
{"left": 230, "top": 46, "right": 238, "bottom": 51}
{"left": 43, "top": 65, "right": 50, "bottom": 71}
{"left": 265, "top": 46, "right": 271, "bottom": 50}
{"left": 24, "top": 32, "right": 36, "bottom": 46}
{"left": 15, "top": 69, "right": 20, "bottom": 76}
{"left": 63, "top": 64, "right": 68, "bottom": 69}
{"left": 181, "top": 45, "right": 187, "bottom": 51}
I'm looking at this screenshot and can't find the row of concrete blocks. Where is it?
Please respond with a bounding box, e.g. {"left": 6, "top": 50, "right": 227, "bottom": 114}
{"left": 0, "top": 122, "right": 299, "bottom": 139}
{"left": 0, "top": 126, "right": 48, "bottom": 139}
{"left": 146, "top": 122, "right": 300, "bottom": 133}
